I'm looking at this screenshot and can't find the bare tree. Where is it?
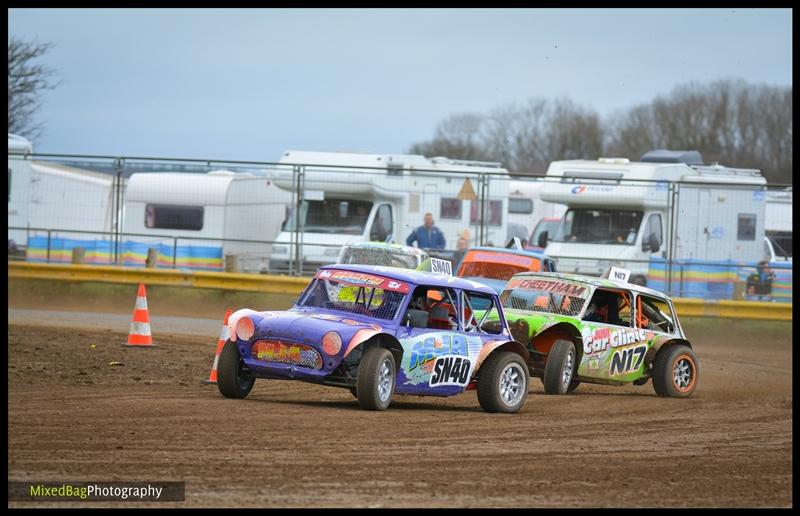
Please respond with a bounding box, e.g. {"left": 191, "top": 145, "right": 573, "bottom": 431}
{"left": 409, "top": 112, "right": 496, "bottom": 162}
{"left": 8, "top": 36, "right": 59, "bottom": 141}
{"left": 606, "top": 79, "right": 792, "bottom": 183}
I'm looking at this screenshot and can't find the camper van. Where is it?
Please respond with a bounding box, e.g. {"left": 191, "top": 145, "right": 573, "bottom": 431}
{"left": 765, "top": 188, "right": 792, "bottom": 262}
{"left": 123, "top": 171, "right": 292, "bottom": 272}
{"left": 507, "top": 179, "right": 566, "bottom": 238}
{"left": 267, "top": 150, "right": 510, "bottom": 274}
{"left": 537, "top": 150, "right": 767, "bottom": 294}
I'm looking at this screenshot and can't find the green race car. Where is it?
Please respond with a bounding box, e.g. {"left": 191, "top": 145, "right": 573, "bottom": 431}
{"left": 492, "top": 272, "right": 699, "bottom": 397}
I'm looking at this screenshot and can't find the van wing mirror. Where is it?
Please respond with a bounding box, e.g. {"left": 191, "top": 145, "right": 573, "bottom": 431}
{"left": 537, "top": 230, "right": 549, "bottom": 249}
{"left": 643, "top": 233, "right": 660, "bottom": 253}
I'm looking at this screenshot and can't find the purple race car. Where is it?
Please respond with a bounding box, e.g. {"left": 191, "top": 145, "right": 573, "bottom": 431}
{"left": 217, "top": 264, "right": 531, "bottom": 412}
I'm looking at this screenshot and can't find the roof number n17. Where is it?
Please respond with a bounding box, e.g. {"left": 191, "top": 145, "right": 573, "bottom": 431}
{"left": 431, "top": 258, "right": 453, "bottom": 276}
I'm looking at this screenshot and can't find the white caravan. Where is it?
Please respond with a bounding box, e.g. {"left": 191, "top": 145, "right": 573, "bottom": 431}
{"left": 537, "top": 151, "right": 767, "bottom": 287}
{"left": 267, "top": 150, "right": 510, "bottom": 273}
{"left": 507, "top": 179, "right": 566, "bottom": 239}
{"left": 123, "top": 170, "right": 292, "bottom": 272}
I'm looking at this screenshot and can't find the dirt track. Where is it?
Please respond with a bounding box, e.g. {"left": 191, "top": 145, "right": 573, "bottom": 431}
{"left": 7, "top": 320, "right": 793, "bottom": 507}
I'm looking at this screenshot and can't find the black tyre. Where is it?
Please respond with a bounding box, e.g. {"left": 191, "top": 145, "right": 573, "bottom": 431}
{"left": 356, "top": 347, "right": 396, "bottom": 411}
{"left": 477, "top": 351, "right": 529, "bottom": 413}
{"left": 348, "top": 386, "right": 358, "bottom": 399}
{"left": 539, "top": 375, "right": 580, "bottom": 392}
{"left": 217, "top": 340, "right": 255, "bottom": 399}
{"left": 566, "top": 379, "right": 581, "bottom": 393}
{"left": 543, "top": 340, "right": 577, "bottom": 395}
{"left": 652, "top": 345, "right": 699, "bottom": 398}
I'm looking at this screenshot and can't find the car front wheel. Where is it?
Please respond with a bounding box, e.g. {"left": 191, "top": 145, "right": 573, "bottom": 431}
{"left": 217, "top": 340, "right": 255, "bottom": 399}
{"left": 356, "top": 347, "right": 396, "bottom": 411}
{"left": 652, "top": 345, "right": 699, "bottom": 397}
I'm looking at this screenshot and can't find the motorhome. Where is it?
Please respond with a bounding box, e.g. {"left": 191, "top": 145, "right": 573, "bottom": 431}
{"left": 765, "top": 187, "right": 792, "bottom": 262}
{"left": 266, "top": 150, "right": 510, "bottom": 274}
{"left": 507, "top": 179, "right": 566, "bottom": 238}
{"left": 537, "top": 150, "right": 768, "bottom": 298}
{"left": 122, "top": 170, "right": 292, "bottom": 271}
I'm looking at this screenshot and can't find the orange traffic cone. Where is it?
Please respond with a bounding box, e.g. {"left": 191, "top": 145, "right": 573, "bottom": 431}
{"left": 202, "top": 309, "right": 232, "bottom": 384}
{"left": 123, "top": 283, "right": 155, "bottom": 347}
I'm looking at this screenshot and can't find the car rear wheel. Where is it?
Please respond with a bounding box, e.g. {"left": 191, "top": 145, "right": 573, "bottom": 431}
{"left": 652, "top": 345, "right": 699, "bottom": 398}
{"left": 543, "top": 340, "right": 577, "bottom": 395}
{"left": 356, "top": 347, "right": 396, "bottom": 411}
{"left": 477, "top": 351, "right": 529, "bottom": 413}
{"left": 217, "top": 340, "right": 255, "bottom": 399}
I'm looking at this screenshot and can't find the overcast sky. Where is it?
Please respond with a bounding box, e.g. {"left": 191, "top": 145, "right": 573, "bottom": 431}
{"left": 8, "top": 8, "right": 793, "bottom": 162}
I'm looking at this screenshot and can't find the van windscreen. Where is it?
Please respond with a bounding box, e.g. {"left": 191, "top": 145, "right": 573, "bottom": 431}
{"left": 284, "top": 200, "right": 373, "bottom": 235}
{"left": 553, "top": 209, "right": 643, "bottom": 245}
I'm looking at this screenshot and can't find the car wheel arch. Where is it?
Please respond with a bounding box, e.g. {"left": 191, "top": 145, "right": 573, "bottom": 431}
{"left": 646, "top": 337, "right": 693, "bottom": 366}
{"left": 476, "top": 340, "right": 529, "bottom": 372}
{"left": 530, "top": 323, "right": 583, "bottom": 362}
{"left": 346, "top": 333, "right": 404, "bottom": 370}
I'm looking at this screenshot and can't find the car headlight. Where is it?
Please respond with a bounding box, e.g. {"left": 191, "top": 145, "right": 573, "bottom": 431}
{"left": 273, "top": 246, "right": 288, "bottom": 254}
{"left": 324, "top": 248, "right": 340, "bottom": 256}
{"left": 236, "top": 316, "right": 255, "bottom": 341}
{"left": 322, "top": 331, "right": 342, "bottom": 355}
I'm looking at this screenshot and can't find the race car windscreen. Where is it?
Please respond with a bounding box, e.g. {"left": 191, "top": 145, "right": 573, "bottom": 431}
{"left": 298, "top": 277, "right": 406, "bottom": 320}
{"left": 459, "top": 261, "right": 533, "bottom": 281}
{"left": 499, "top": 277, "right": 590, "bottom": 317}
{"left": 339, "top": 246, "right": 418, "bottom": 269}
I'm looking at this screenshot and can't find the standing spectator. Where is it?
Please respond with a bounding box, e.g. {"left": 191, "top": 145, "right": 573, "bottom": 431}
{"left": 406, "top": 212, "right": 446, "bottom": 250}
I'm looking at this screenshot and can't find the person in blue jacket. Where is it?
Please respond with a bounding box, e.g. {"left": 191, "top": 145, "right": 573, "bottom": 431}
{"left": 406, "top": 212, "right": 446, "bottom": 250}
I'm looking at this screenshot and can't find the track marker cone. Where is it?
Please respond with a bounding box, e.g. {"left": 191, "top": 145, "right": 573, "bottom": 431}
{"left": 123, "top": 283, "right": 155, "bottom": 347}
{"left": 202, "top": 309, "right": 232, "bottom": 384}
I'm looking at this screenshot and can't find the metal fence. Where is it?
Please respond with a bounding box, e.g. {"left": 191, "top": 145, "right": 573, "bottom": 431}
{"left": 7, "top": 151, "right": 793, "bottom": 303}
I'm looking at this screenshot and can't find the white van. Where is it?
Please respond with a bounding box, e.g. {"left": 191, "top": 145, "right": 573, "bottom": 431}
{"left": 507, "top": 179, "right": 566, "bottom": 240}
{"left": 537, "top": 150, "right": 767, "bottom": 287}
{"left": 267, "top": 150, "right": 510, "bottom": 274}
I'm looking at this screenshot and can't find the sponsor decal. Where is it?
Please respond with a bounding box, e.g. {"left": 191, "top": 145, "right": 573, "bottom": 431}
{"left": 582, "top": 326, "right": 651, "bottom": 355}
{"left": 329, "top": 271, "right": 384, "bottom": 287}
{"left": 430, "top": 355, "right": 473, "bottom": 387}
{"left": 506, "top": 278, "right": 588, "bottom": 298}
{"left": 408, "top": 334, "right": 470, "bottom": 371}
{"left": 609, "top": 344, "right": 647, "bottom": 376}
{"left": 570, "top": 185, "right": 613, "bottom": 194}
{"left": 250, "top": 340, "right": 323, "bottom": 369}
{"left": 316, "top": 270, "right": 410, "bottom": 293}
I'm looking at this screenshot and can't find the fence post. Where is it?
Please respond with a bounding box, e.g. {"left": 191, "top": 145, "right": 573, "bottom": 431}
{"left": 46, "top": 230, "right": 52, "bottom": 263}
{"left": 173, "top": 237, "right": 178, "bottom": 269}
{"left": 146, "top": 248, "right": 158, "bottom": 268}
